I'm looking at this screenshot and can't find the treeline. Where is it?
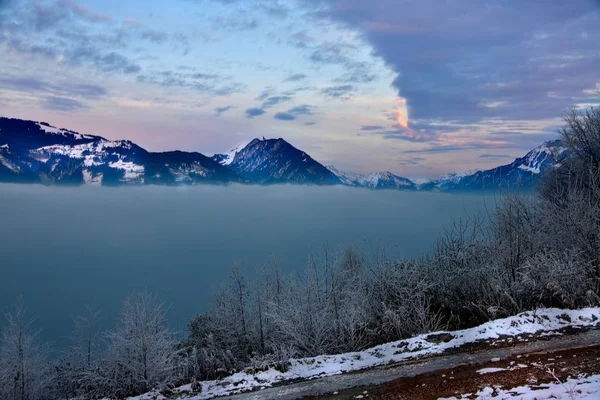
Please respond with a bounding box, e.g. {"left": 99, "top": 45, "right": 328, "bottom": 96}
{"left": 1, "top": 108, "right": 600, "bottom": 399}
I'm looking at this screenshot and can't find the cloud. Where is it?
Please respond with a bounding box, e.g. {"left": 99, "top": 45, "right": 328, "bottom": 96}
{"left": 63, "top": 83, "right": 107, "bottom": 99}
{"left": 379, "top": 128, "right": 437, "bottom": 143}
{"left": 273, "top": 104, "right": 315, "bottom": 121}
{"left": 79, "top": 51, "right": 141, "bottom": 74}
{"left": 65, "top": 0, "right": 111, "bottom": 23}
{"left": 31, "top": 0, "right": 110, "bottom": 31}
{"left": 212, "top": 14, "right": 259, "bottom": 31}
{"left": 288, "top": 104, "right": 313, "bottom": 116}
{"left": 309, "top": 43, "right": 355, "bottom": 65}
{"left": 305, "top": 0, "right": 600, "bottom": 145}
{"left": 360, "top": 125, "right": 385, "bottom": 131}
{"left": 245, "top": 108, "right": 266, "bottom": 118}
{"left": 321, "top": 85, "right": 354, "bottom": 100}
{"left": 397, "top": 156, "right": 425, "bottom": 166}
{"left": 288, "top": 31, "right": 314, "bottom": 49}
{"left": 215, "top": 105, "right": 234, "bottom": 116}
{"left": 479, "top": 154, "right": 513, "bottom": 159}
{"left": 274, "top": 112, "right": 295, "bottom": 121}
{"left": 0, "top": 75, "right": 108, "bottom": 99}
{"left": 255, "top": 87, "right": 274, "bottom": 101}
{"left": 192, "top": 73, "right": 221, "bottom": 80}
{"left": 306, "top": 41, "right": 378, "bottom": 85}
{"left": 262, "top": 95, "right": 293, "bottom": 108}
{"left": 284, "top": 73, "right": 307, "bottom": 82}
{"left": 41, "top": 96, "right": 88, "bottom": 111}
{"left": 141, "top": 29, "right": 169, "bottom": 43}
{"left": 212, "top": 84, "right": 246, "bottom": 96}
{"left": 137, "top": 70, "right": 246, "bottom": 96}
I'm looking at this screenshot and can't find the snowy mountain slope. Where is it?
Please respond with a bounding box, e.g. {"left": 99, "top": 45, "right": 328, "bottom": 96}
{"left": 419, "top": 140, "right": 568, "bottom": 191}
{"left": 227, "top": 138, "right": 341, "bottom": 185}
{"left": 0, "top": 117, "right": 239, "bottom": 186}
{"left": 212, "top": 140, "right": 250, "bottom": 166}
{"left": 327, "top": 166, "right": 416, "bottom": 190}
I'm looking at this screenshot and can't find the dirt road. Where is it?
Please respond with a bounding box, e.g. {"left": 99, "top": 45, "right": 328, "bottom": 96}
{"left": 224, "top": 329, "right": 600, "bottom": 400}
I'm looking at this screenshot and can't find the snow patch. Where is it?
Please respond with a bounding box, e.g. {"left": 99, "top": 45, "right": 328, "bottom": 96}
{"left": 0, "top": 154, "right": 19, "bottom": 172}
{"left": 109, "top": 160, "right": 144, "bottom": 181}
{"left": 82, "top": 169, "right": 102, "bottom": 185}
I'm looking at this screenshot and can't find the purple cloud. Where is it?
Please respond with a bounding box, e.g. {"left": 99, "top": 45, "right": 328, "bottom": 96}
{"left": 307, "top": 0, "right": 600, "bottom": 128}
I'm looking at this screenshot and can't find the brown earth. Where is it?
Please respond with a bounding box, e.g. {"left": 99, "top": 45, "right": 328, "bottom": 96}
{"left": 310, "top": 345, "right": 600, "bottom": 400}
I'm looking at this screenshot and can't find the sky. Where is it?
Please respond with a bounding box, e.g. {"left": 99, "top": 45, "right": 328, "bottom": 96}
{"left": 0, "top": 0, "right": 599, "bottom": 178}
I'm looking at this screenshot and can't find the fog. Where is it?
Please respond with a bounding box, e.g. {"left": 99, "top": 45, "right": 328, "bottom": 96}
{"left": 0, "top": 184, "right": 497, "bottom": 348}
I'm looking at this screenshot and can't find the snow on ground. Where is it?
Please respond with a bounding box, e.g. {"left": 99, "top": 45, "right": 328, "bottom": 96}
{"left": 127, "top": 307, "right": 600, "bottom": 400}
{"left": 439, "top": 374, "right": 600, "bottom": 399}
{"left": 476, "top": 363, "right": 528, "bottom": 375}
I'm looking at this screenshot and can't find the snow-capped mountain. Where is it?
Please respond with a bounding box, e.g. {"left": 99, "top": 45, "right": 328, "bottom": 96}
{"left": 226, "top": 138, "right": 341, "bottom": 185}
{"left": 327, "top": 166, "right": 416, "bottom": 190}
{"left": 0, "top": 117, "right": 239, "bottom": 185}
{"left": 0, "top": 116, "right": 569, "bottom": 191}
{"left": 419, "top": 140, "right": 568, "bottom": 191}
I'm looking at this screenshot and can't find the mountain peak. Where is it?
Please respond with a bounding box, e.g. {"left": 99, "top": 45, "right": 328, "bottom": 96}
{"left": 227, "top": 136, "right": 340, "bottom": 185}
{"left": 328, "top": 166, "right": 416, "bottom": 190}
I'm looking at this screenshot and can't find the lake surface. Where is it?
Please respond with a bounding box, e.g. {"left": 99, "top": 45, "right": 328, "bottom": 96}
{"left": 0, "top": 184, "right": 499, "bottom": 349}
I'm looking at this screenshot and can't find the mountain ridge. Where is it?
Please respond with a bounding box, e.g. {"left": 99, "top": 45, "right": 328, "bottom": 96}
{"left": 0, "top": 116, "right": 567, "bottom": 191}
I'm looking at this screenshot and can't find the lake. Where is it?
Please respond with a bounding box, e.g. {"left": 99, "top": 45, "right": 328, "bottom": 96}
{"left": 0, "top": 184, "right": 498, "bottom": 349}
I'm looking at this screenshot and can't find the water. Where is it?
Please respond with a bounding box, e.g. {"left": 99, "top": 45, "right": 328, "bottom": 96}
{"left": 0, "top": 184, "right": 498, "bottom": 349}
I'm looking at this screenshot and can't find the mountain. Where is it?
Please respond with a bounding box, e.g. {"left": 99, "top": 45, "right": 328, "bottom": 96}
{"left": 225, "top": 138, "right": 341, "bottom": 185}
{"left": 0, "top": 117, "right": 239, "bottom": 185}
{"left": 328, "top": 166, "right": 416, "bottom": 190}
{"left": 420, "top": 140, "right": 568, "bottom": 191}
{"left": 0, "top": 116, "right": 569, "bottom": 191}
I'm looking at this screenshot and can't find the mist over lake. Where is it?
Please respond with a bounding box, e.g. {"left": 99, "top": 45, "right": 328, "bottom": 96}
{"left": 0, "top": 184, "right": 497, "bottom": 348}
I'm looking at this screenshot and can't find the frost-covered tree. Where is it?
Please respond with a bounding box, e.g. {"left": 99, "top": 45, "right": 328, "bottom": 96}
{"left": 50, "top": 305, "right": 103, "bottom": 399}
{"left": 98, "top": 292, "right": 180, "bottom": 397}
{"left": 0, "top": 298, "right": 50, "bottom": 400}
{"left": 542, "top": 107, "right": 600, "bottom": 202}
